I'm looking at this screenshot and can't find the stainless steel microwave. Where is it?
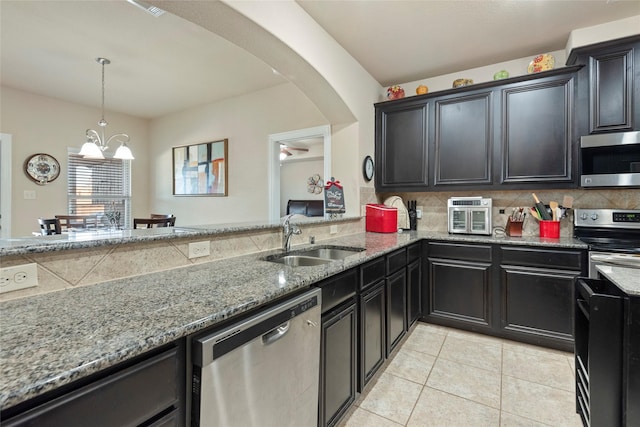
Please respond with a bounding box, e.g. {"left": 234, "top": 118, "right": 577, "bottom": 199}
{"left": 580, "top": 131, "right": 640, "bottom": 187}
{"left": 448, "top": 197, "right": 492, "bottom": 235}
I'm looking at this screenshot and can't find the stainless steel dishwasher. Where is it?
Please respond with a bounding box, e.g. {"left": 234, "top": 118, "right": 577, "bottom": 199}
{"left": 191, "top": 288, "right": 322, "bottom": 427}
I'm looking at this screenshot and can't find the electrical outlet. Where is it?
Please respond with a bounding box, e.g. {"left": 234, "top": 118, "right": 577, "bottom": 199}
{"left": 188, "top": 241, "right": 210, "bottom": 259}
{"left": 0, "top": 263, "right": 38, "bottom": 294}
{"left": 23, "top": 190, "right": 36, "bottom": 200}
{"left": 416, "top": 206, "right": 424, "bottom": 219}
{"left": 330, "top": 225, "right": 338, "bottom": 234}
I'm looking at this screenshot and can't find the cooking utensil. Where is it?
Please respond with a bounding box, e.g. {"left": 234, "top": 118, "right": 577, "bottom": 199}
{"left": 530, "top": 207, "right": 542, "bottom": 221}
{"left": 550, "top": 201, "right": 559, "bottom": 221}
{"left": 532, "top": 193, "right": 552, "bottom": 220}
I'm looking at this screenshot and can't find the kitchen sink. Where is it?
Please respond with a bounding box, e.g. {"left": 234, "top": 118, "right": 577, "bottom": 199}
{"left": 297, "top": 246, "right": 365, "bottom": 260}
{"left": 263, "top": 245, "right": 365, "bottom": 267}
{"left": 267, "top": 255, "right": 334, "bottom": 267}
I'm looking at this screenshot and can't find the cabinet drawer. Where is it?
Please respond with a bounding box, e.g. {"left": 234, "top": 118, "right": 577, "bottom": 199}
{"left": 428, "top": 242, "right": 492, "bottom": 262}
{"left": 386, "top": 248, "right": 407, "bottom": 275}
{"left": 4, "top": 347, "right": 181, "bottom": 427}
{"left": 360, "top": 257, "right": 385, "bottom": 291}
{"left": 500, "top": 246, "right": 585, "bottom": 271}
{"left": 318, "top": 269, "right": 358, "bottom": 313}
{"left": 407, "top": 243, "right": 421, "bottom": 263}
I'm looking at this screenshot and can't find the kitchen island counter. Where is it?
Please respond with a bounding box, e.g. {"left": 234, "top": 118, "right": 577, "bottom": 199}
{"left": 596, "top": 265, "right": 640, "bottom": 296}
{"left": 0, "top": 231, "right": 586, "bottom": 410}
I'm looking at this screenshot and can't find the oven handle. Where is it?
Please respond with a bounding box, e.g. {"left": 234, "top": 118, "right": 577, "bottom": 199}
{"left": 591, "top": 253, "right": 640, "bottom": 269}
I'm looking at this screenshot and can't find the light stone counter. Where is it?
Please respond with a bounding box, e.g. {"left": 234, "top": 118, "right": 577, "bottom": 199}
{"left": 596, "top": 265, "right": 640, "bottom": 296}
{"left": 0, "top": 230, "right": 588, "bottom": 411}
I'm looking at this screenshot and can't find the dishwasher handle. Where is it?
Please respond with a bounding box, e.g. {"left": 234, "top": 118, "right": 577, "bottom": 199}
{"left": 262, "top": 321, "right": 290, "bottom": 346}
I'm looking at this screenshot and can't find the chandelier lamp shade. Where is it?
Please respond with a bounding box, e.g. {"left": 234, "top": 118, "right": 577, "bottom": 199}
{"left": 79, "top": 57, "right": 134, "bottom": 160}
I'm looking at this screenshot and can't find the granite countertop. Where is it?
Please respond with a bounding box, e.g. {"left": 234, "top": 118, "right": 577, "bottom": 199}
{"left": 0, "top": 231, "right": 587, "bottom": 410}
{"left": 0, "top": 216, "right": 358, "bottom": 257}
{"left": 596, "top": 265, "right": 640, "bottom": 296}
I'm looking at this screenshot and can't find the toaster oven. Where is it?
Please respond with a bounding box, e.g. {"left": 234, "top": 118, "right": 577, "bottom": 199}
{"left": 448, "top": 197, "right": 492, "bottom": 235}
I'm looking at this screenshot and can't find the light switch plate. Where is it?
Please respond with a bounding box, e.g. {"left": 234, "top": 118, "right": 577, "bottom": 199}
{"left": 0, "top": 263, "right": 38, "bottom": 294}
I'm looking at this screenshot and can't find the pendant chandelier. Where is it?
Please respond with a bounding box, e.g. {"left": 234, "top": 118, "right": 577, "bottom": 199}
{"left": 79, "top": 57, "right": 134, "bottom": 160}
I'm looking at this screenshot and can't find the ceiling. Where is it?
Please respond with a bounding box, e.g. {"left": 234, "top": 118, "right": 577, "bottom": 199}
{"left": 1, "top": 1, "right": 639, "bottom": 120}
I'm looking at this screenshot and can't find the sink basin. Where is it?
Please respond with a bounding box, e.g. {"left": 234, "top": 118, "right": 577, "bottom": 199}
{"left": 263, "top": 245, "right": 365, "bottom": 267}
{"left": 298, "top": 246, "right": 365, "bottom": 260}
{"left": 267, "top": 255, "right": 333, "bottom": 267}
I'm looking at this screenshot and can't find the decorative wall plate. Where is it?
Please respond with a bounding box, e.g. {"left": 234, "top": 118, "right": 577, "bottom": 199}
{"left": 307, "top": 174, "right": 323, "bottom": 194}
{"left": 24, "top": 153, "right": 60, "bottom": 185}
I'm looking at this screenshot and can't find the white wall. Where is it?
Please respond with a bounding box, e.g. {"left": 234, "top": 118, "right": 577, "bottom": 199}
{"left": 0, "top": 86, "right": 150, "bottom": 237}
{"left": 148, "top": 82, "right": 328, "bottom": 225}
{"left": 280, "top": 158, "right": 324, "bottom": 216}
{"left": 566, "top": 15, "right": 640, "bottom": 54}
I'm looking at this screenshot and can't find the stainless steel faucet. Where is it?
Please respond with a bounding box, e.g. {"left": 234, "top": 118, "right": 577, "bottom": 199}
{"left": 282, "top": 215, "right": 302, "bottom": 252}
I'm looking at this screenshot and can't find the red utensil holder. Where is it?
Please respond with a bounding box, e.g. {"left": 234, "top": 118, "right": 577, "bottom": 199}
{"left": 539, "top": 220, "right": 560, "bottom": 238}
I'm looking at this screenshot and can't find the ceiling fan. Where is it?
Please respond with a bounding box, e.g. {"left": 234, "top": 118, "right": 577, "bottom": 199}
{"left": 280, "top": 144, "right": 309, "bottom": 157}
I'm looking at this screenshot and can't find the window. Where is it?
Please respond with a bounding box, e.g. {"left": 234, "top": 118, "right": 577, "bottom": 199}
{"left": 67, "top": 150, "right": 131, "bottom": 229}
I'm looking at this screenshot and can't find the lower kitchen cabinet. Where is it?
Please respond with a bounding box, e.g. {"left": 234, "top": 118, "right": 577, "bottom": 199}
{"left": 499, "top": 246, "right": 585, "bottom": 351}
{"left": 386, "top": 268, "right": 407, "bottom": 356}
{"left": 2, "top": 342, "right": 186, "bottom": 427}
{"left": 359, "top": 280, "right": 385, "bottom": 391}
{"left": 425, "top": 242, "right": 493, "bottom": 332}
{"left": 319, "top": 299, "right": 357, "bottom": 427}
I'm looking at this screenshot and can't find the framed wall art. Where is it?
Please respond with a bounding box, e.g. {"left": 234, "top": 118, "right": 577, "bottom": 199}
{"left": 173, "top": 139, "right": 228, "bottom": 196}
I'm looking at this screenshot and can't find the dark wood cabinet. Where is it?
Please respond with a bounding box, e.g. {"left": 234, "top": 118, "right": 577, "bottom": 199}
{"left": 426, "top": 242, "right": 493, "bottom": 332}
{"left": 499, "top": 246, "right": 585, "bottom": 351}
{"left": 500, "top": 76, "right": 574, "bottom": 184}
{"left": 386, "top": 268, "right": 407, "bottom": 356}
{"left": 359, "top": 280, "right": 385, "bottom": 391}
{"left": 407, "top": 243, "right": 422, "bottom": 326}
{"left": 424, "top": 241, "right": 585, "bottom": 350}
{"left": 2, "top": 342, "right": 186, "bottom": 427}
{"left": 319, "top": 299, "right": 357, "bottom": 427}
{"left": 375, "top": 101, "right": 429, "bottom": 191}
{"left": 568, "top": 35, "right": 640, "bottom": 133}
{"left": 374, "top": 66, "right": 581, "bottom": 191}
{"left": 434, "top": 91, "right": 493, "bottom": 186}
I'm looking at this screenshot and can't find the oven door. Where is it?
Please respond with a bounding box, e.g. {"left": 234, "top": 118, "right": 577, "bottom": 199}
{"left": 448, "top": 208, "right": 469, "bottom": 234}
{"left": 469, "top": 208, "right": 491, "bottom": 235}
{"left": 589, "top": 251, "right": 640, "bottom": 277}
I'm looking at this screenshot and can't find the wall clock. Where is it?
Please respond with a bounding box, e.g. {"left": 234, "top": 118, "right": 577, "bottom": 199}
{"left": 363, "top": 155, "right": 374, "bottom": 181}
{"left": 24, "top": 153, "right": 60, "bottom": 185}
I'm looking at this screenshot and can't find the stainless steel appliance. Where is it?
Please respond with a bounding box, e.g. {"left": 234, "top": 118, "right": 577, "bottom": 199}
{"left": 573, "top": 208, "right": 640, "bottom": 427}
{"left": 580, "top": 131, "right": 640, "bottom": 187}
{"left": 448, "top": 197, "right": 492, "bottom": 235}
{"left": 191, "top": 288, "right": 322, "bottom": 427}
{"left": 573, "top": 208, "right": 640, "bottom": 277}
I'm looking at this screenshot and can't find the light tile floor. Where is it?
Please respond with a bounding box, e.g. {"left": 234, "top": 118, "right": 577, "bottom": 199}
{"left": 341, "top": 323, "right": 583, "bottom": 427}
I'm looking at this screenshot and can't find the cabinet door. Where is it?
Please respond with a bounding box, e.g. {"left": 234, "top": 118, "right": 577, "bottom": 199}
{"left": 501, "top": 76, "right": 574, "bottom": 183}
{"left": 588, "top": 47, "right": 634, "bottom": 132}
{"left": 407, "top": 258, "right": 422, "bottom": 326}
{"left": 500, "top": 266, "right": 577, "bottom": 348}
{"left": 427, "top": 258, "right": 492, "bottom": 329}
{"left": 359, "top": 281, "right": 385, "bottom": 391}
{"left": 319, "top": 300, "right": 357, "bottom": 427}
{"left": 375, "top": 102, "right": 429, "bottom": 190}
{"left": 3, "top": 345, "right": 184, "bottom": 427}
{"left": 386, "top": 268, "right": 407, "bottom": 356}
{"left": 434, "top": 91, "right": 493, "bottom": 185}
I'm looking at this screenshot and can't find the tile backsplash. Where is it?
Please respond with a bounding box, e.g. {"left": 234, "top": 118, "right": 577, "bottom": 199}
{"left": 374, "top": 188, "right": 639, "bottom": 237}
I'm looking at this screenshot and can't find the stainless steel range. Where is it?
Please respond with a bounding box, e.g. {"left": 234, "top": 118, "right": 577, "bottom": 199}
{"left": 573, "top": 208, "right": 640, "bottom": 277}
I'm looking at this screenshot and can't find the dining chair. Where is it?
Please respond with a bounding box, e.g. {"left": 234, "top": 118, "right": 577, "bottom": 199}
{"left": 55, "top": 215, "right": 98, "bottom": 230}
{"left": 38, "top": 218, "right": 62, "bottom": 235}
{"left": 133, "top": 217, "right": 176, "bottom": 229}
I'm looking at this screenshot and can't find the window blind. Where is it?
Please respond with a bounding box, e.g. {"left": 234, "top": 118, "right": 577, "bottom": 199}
{"left": 67, "top": 151, "right": 131, "bottom": 228}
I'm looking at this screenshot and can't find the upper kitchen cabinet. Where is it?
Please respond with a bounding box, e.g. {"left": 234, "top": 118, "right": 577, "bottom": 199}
{"left": 568, "top": 35, "right": 640, "bottom": 134}
{"left": 375, "top": 66, "right": 582, "bottom": 192}
{"left": 499, "top": 73, "right": 574, "bottom": 185}
{"left": 374, "top": 100, "right": 429, "bottom": 191}
{"left": 434, "top": 90, "right": 493, "bottom": 186}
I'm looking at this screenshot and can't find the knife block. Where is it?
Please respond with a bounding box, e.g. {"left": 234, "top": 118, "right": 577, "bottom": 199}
{"left": 505, "top": 218, "right": 524, "bottom": 237}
